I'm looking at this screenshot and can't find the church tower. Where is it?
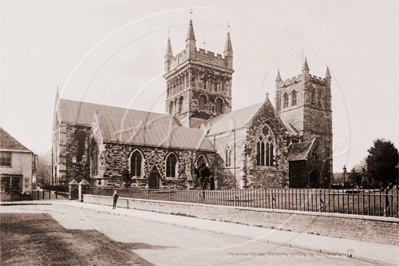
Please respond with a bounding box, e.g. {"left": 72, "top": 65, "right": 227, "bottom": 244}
{"left": 164, "top": 19, "right": 234, "bottom": 128}
{"left": 275, "top": 59, "right": 333, "bottom": 185}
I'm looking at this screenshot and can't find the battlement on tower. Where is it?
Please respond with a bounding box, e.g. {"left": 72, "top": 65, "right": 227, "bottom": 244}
{"left": 282, "top": 74, "right": 303, "bottom": 86}
{"left": 168, "top": 46, "right": 232, "bottom": 73}
{"left": 280, "top": 73, "right": 328, "bottom": 87}
{"left": 309, "top": 74, "right": 328, "bottom": 84}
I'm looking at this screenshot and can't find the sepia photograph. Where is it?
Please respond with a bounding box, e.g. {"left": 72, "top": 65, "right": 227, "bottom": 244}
{"left": 1, "top": 0, "right": 398, "bottom": 265}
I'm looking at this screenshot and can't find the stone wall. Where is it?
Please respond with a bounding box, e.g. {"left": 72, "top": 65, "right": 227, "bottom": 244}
{"left": 97, "top": 142, "right": 216, "bottom": 189}
{"left": 65, "top": 124, "right": 91, "bottom": 184}
{"left": 211, "top": 129, "right": 246, "bottom": 189}
{"left": 245, "top": 99, "right": 289, "bottom": 188}
{"left": 83, "top": 194, "right": 399, "bottom": 246}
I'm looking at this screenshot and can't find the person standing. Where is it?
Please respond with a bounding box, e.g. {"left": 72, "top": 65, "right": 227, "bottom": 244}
{"left": 112, "top": 190, "right": 118, "bottom": 209}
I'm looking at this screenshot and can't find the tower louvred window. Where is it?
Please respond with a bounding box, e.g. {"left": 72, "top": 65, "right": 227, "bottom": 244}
{"left": 199, "top": 95, "right": 206, "bottom": 110}
{"left": 292, "top": 90, "right": 297, "bottom": 105}
{"left": 179, "top": 96, "right": 183, "bottom": 114}
{"left": 169, "top": 101, "right": 173, "bottom": 115}
{"left": 283, "top": 93, "right": 289, "bottom": 108}
{"left": 216, "top": 98, "right": 223, "bottom": 114}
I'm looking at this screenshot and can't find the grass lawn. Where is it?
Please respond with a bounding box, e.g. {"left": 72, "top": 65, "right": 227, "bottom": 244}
{"left": 0, "top": 213, "right": 154, "bottom": 265}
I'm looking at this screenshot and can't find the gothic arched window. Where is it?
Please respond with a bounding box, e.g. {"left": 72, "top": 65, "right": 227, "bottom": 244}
{"left": 311, "top": 90, "right": 315, "bottom": 104}
{"left": 186, "top": 72, "right": 189, "bottom": 88}
{"left": 317, "top": 90, "right": 322, "bottom": 107}
{"left": 169, "top": 101, "right": 173, "bottom": 115}
{"left": 130, "top": 150, "right": 142, "bottom": 178}
{"left": 256, "top": 125, "right": 275, "bottom": 166}
{"left": 179, "top": 96, "right": 184, "bottom": 114}
{"left": 166, "top": 153, "right": 177, "bottom": 178}
{"left": 292, "top": 90, "right": 297, "bottom": 106}
{"left": 215, "top": 98, "right": 223, "bottom": 114}
{"left": 283, "top": 93, "right": 289, "bottom": 108}
{"left": 199, "top": 95, "right": 206, "bottom": 111}
{"left": 197, "top": 155, "right": 207, "bottom": 168}
{"left": 76, "top": 131, "right": 86, "bottom": 162}
{"left": 225, "top": 145, "right": 231, "bottom": 167}
{"left": 90, "top": 140, "right": 98, "bottom": 176}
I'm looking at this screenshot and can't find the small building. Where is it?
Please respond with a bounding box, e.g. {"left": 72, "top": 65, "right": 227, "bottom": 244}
{"left": 0, "top": 127, "right": 37, "bottom": 198}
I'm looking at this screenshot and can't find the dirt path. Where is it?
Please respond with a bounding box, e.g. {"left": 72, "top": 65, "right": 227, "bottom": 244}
{"left": 0, "top": 213, "right": 153, "bottom": 265}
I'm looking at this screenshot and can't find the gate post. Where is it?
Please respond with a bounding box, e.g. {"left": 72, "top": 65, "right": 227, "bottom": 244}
{"left": 68, "top": 179, "right": 79, "bottom": 200}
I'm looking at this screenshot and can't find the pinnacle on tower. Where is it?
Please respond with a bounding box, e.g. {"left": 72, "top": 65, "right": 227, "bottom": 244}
{"left": 165, "top": 36, "right": 173, "bottom": 57}
{"left": 186, "top": 19, "right": 196, "bottom": 41}
{"left": 303, "top": 57, "right": 309, "bottom": 71}
{"left": 164, "top": 33, "right": 174, "bottom": 73}
{"left": 224, "top": 32, "right": 233, "bottom": 52}
{"left": 325, "top": 66, "right": 331, "bottom": 78}
{"left": 275, "top": 69, "right": 282, "bottom": 82}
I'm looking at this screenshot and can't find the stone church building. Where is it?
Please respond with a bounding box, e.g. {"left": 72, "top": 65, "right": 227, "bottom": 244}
{"left": 52, "top": 19, "right": 333, "bottom": 189}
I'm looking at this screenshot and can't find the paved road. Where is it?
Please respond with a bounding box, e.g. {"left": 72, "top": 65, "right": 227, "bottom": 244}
{"left": 1, "top": 205, "right": 371, "bottom": 266}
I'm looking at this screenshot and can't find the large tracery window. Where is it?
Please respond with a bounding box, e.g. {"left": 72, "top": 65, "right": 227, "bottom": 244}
{"left": 130, "top": 150, "right": 142, "bottom": 178}
{"left": 256, "top": 126, "right": 274, "bottom": 166}
{"left": 166, "top": 153, "right": 177, "bottom": 178}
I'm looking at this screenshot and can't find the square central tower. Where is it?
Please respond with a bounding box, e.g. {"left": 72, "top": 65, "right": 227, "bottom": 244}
{"left": 164, "top": 19, "right": 234, "bottom": 128}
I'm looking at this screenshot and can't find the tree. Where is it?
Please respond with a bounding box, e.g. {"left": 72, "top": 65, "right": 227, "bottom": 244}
{"left": 366, "top": 139, "right": 398, "bottom": 188}
{"left": 348, "top": 167, "right": 362, "bottom": 188}
{"left": 122, "top": 168, "right": 131, "bottom": 188}
{"left": 36, "top": 150, "right": 52, "bottom": 185}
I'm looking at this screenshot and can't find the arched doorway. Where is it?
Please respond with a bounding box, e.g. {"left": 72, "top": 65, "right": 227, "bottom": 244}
{"left": 309, "top": 169, "right": 320, "bottom": 188}
{"left": 148, "top": 170, "right": 160, "bottom": 189}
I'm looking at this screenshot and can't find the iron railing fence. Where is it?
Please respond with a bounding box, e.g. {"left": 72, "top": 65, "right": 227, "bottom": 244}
{"left": 88, "top": 187, "right": 399, "bottom": 218}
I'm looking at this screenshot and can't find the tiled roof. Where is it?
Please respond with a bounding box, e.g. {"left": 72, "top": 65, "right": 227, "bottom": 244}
{"left": 59, "top": 99, "right": 175, "bottom": 126}
{"left": 287, "top": 139, "right": 315, "bottom": 161}
{"left": 282, "top": 121, "right": 300, "bottom": 136}
{"left": 0, "top": 127, "right": 32, "bottom": 152}
{"left": 97, "top": 115, "right": 214, "bottom": 151}
{"left": 203, "top": 103, "right": 262, "bottom": 135}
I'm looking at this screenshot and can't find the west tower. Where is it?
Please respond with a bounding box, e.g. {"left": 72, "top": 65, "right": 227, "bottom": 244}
{"left": 164, "top": 19, "right": 234, "bottom": 128}
{"left": 275, "top": 59, "right": 333, "bottom": 186}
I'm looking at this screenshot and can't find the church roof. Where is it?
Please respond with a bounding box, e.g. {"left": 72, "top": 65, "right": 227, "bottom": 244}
{"left": 59, "top": 99, "right": 174, "bottom": 126}
{"left": 0, "top": 127, "right": 32, "bottom": 152}
{"left": 59, "top": 98, "right": 214, "bottom": 151}
{"left": 203, "top": 103, "right": 262, "bottom": 135}
{"left": 282, "top": 121, "right": 300, "bottom": 136}
{"left": 287, "top": 139, "right": 315, "bottom": 161}
{"left": 97, "top": 115, "right": 214, "bottom": 151}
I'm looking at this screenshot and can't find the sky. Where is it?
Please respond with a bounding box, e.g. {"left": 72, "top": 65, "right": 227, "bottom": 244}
{"left": 1, "top": 0, "right": 398, "bottom": 172}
